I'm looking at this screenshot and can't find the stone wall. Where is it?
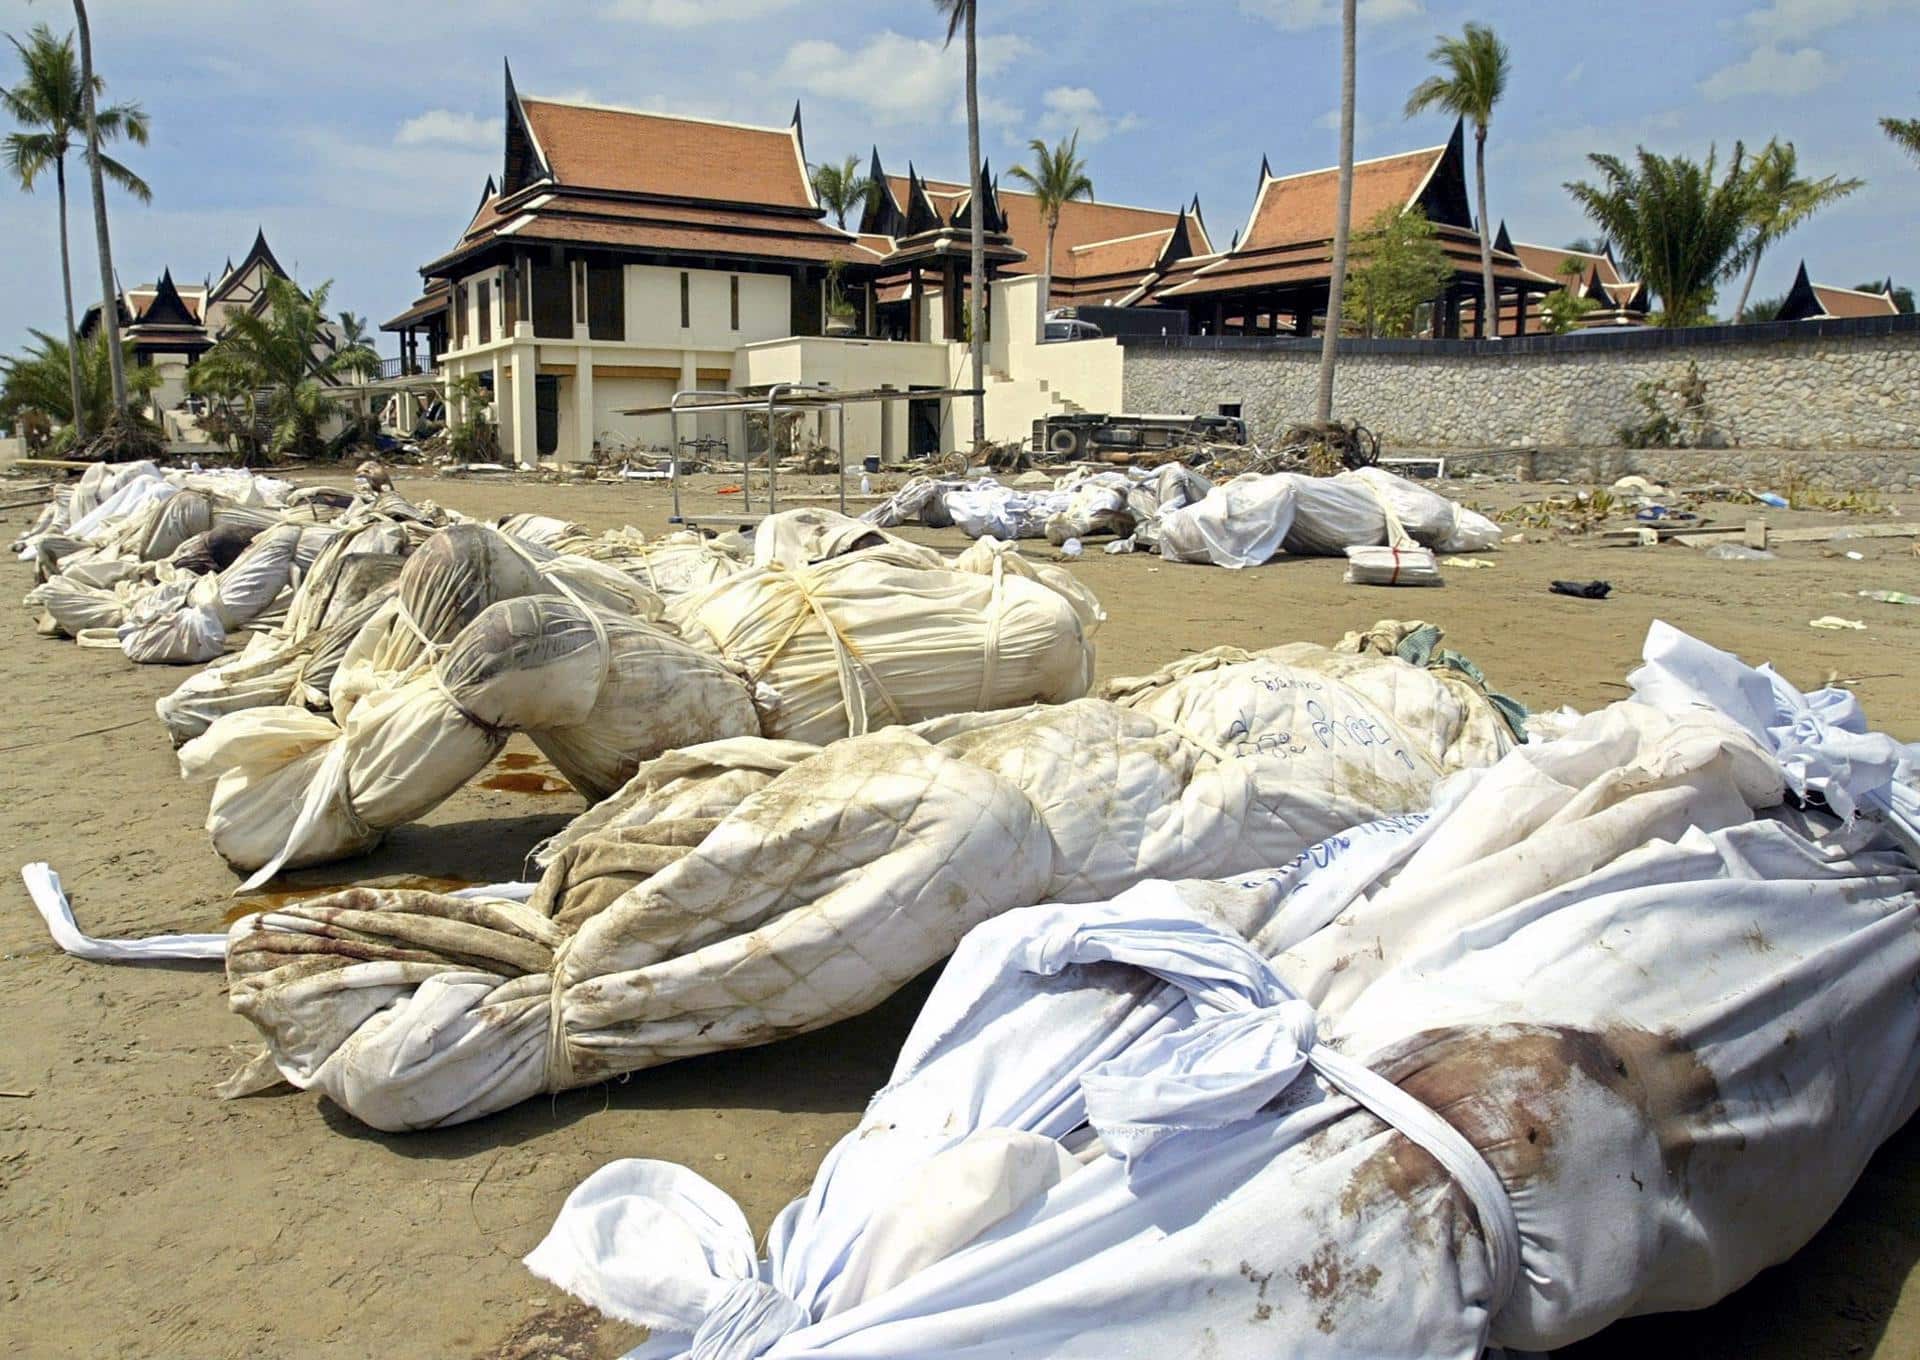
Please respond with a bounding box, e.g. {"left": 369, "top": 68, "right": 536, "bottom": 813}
{"left": 1119, "top": 320, "right": 1920, "bottom": 487}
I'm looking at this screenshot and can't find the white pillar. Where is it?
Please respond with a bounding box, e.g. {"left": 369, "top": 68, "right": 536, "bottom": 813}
{"left": 679, "top": 350, "right": 701, "bottom": 452}
{"left": 510, "top": 344, "right": 537, "bottom": 467}
{"left": 573, "top": 358, "right": 595, "bottom": 463}
{"left": 489, "top": 353, "right": 507, "bottom": 457}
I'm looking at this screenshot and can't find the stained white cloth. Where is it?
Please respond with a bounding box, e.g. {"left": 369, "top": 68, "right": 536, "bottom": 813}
{"left": 525, "top": 623, "right": 1920, "bottom": 1359}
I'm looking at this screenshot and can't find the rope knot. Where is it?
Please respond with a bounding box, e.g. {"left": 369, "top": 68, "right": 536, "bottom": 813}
{"left": 689, "top": 1279, "right": 808, "bottom": 1360}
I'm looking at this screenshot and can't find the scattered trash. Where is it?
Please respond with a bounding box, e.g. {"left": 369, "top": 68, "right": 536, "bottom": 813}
{"left": 715, "top": 484, "right": 742, "bottom": 495}
{"left": 1845, "top": 551, "right": 1865, "bottom": 561}
{"left": 1059, "top": 538, "right": 1084, "bottom": 558}
{"left": 1859, "top": 590, "right": 1920, "bottom": 606}
{"left": 1550, "top": 579, "right": 1612, "bottom": 600}
{"left": 1755, "top": 492, "right": 1790, "bottom": 509}
{"left": 1703, "top": 544, "right": 1775, "bottom": 561}
{"left": 1440, "top": 556, "right": 1494, "bottom": 569}
{"left": 1611, "top": 475, "right": 1671, "bottom": 498}
{"left": 1103, "top": 538, "right": 1136, "bottom": 555}
{"left": 1809, "top": 616, "right": 1866, "bottom": 630}
{"left": 1505, "top": 532, "right": 1527, "bottom": 543}
{"left": 1634, "top": 506, "right": 1697, "bottom": 522}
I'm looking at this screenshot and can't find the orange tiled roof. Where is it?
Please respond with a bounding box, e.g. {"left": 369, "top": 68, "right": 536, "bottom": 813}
{"left": 1811, "top": 283, "right": 1899, "bottom": 318}
{"left": 520, "top": 99, "right": 813, "bottom": 210}
{"left": 1242, "top": 145, "right": 1444, "bottom": 251}
{"left": 1510, "top": 241, "right": 1625, "bottom": 289}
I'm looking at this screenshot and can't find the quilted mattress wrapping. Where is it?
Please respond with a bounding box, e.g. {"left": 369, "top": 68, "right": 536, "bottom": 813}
{"left": 220, "top": 633, "right": 1517, "bottom": 1130}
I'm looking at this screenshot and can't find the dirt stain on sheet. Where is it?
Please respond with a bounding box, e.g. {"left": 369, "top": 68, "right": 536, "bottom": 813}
{"left": 223, "top": 873, "right": 476, "bottom": 923}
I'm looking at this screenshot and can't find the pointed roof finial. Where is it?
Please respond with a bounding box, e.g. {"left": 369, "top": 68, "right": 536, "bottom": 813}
{"left": 504, "top": 57, "right": 517, "bottom": 102}
{"left": 790, "top": 100, "right": 806, "bottom": 163}
{"left": 1258, "top": 153, "right": 1272, "bottom": 184}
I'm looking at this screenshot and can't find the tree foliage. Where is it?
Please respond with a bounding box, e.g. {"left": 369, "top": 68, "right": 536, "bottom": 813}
{"left": 1730, "top": 140, "right": 1862, "bottom": 322}
{"left": 1405, "top": 21, "right": 1508, "bottom": 334}
{"left": 1565, "top": 145, "right": 1754, "bottom": 328}
{"left": 1008, "top": 130, "right": 1094, "bottom": 340}
{"left": 189, "top": 274, "right": 377, "bottom": 463}
{"left": 1883, "top": 113, "right": 1920, "bottom": 164}
{"left": 809, "top": 154, "right": 872, "bottom": 229}
{"left": 0, "top": 327, "right": 157, "bottom": 451}
{"left": 1341, "top": 206, "right": 1450, "bottom": 338}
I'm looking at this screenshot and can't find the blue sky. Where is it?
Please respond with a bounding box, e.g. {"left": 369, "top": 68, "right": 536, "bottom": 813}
{"left": 2, "top": 0, "right": 1915, "bottom": 353}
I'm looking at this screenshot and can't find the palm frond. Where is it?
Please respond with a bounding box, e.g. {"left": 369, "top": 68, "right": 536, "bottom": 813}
{"left": 96, "top": 151, "right": 150, "bottom": 202}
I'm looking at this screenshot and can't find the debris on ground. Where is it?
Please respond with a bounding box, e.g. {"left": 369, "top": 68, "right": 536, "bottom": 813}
{"left": 1810, "top": 615, "right": 1867, "bottom": 630}
{"left": 1550, "top": 579, "right": 1612, "bottom": 600}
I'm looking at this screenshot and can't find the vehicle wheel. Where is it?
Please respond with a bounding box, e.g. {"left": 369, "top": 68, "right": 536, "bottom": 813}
{"left": 1048, "top": 425, "right": 1084, "bottom": 458}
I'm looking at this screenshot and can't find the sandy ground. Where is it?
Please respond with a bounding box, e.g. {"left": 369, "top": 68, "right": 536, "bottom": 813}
{"left": 2, "top": 467, "right": 1918, "bottom": 1358}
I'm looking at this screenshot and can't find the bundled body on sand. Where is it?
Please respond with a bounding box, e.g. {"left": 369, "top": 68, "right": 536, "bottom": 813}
{"left": 220, "top": 623, "right": 1519, "bottom": 1129}
{"left": 184, "top": 512, "right": 1103, "bottom": 887}
{"left": 867, "top": 464, "right": 1501, "bottom": 565}
{"left": 519, "top": 625, "right": 1920, "bottom": 1360}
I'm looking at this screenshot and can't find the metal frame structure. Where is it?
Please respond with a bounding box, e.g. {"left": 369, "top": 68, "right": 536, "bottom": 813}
{"left": 622, "top": 384, "right": 984, "bottom": 523}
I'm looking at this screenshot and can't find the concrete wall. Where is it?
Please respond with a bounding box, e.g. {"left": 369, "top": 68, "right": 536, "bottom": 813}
{"left": 1120, "top": 322, "right": 1920, "bottom": 466}
{"left": 734, "top": 336, "right": 951, "bottom": 461}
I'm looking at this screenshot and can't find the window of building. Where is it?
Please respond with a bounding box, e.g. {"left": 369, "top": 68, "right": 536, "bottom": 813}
{"left": 730, "top": 275, "right": 740, "bottom": 330}
{"left": 680, "top": 271, "right": 691, "bottom": 329}
{"left": 530, "top": 254, "right": 572, "bottom": 338}
{"left": 453, "top": 283, "right": 468, "bottom": 348}
{"left": 587, "top": 261, "right": 624, "bottom": 341}
{"left": 478, "top": 276, "right": 492, "bottom": 344}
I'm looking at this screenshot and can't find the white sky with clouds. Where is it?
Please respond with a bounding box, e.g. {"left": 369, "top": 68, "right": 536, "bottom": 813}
{"left": 0, "top": 0, "right": 1915, "bottom": 352}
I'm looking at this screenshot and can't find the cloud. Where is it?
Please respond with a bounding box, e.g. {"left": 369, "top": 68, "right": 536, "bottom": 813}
{"left": 777, "top": 30, "right": 1031, "bottom": 126}
{"left": 603, "top": 0, "right": 802, "bottom": 27}
{"left": 1700, "top": 43, "right": 1843, "bottom": 100}
{"left": 1036, "top": 87, "right": 1142, "bottom": 144}
{"left": 395, "top": 110, "right": 503, "bottom": 149}
{"left": 1738, "top": 0, "right": 1899, "bottom": 44}
{"left": 1238, "top": 0, "right": 1425, "bottom": 30}
{"left": 1313, "top": 106, "right": 1377, "bottom": 142}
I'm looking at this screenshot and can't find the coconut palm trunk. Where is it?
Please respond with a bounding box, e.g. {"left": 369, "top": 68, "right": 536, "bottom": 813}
{"left": 53, "top": 154, "right": 85, "bottom": 438}
{"left": 71, "top": 0, "right": 126, "bottom": 416}
{"left": 1316, "top": 0, "right": 1357, "bottom": 424}
{"left": 962, "top": 2, "right": 985, "bottom": 447}
{"left": 1473, "top": 123, "right": 1495, "bottom": 335}
{"left": 1037, "top": 218, "right": 1055, "bottom": 344}
{"left": 1733, "top": 252, "right": 1765, "bottom": 324}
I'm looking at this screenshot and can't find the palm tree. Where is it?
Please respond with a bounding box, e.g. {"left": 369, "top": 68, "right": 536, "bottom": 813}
{"left": 1405, "top": 22, "right": 1509, "bottom": 338}
{"left": 190, "top": 275, "right": 378, "bottom": 463}
{"left": 935, "top": 0, "right": 986, "bottom": 448}
{"left": 0, "top": 327, "right": 158, "bottom": 453}
{"left": 1007, "top": 131, "right": 1093, "bottom": 343}
{"left": 1565, "top": 145, "right": 1753, "bottom": 327}
{"left": 71, "top": 0, "right": 135, "bottom": 417}
{"left": 1880, "top": 111, "right": 1919, "bottom": 164}
{"left": 1316, "top": 0, "right": 1356, "bottom": 424}
{"left": 2, "top": 22, "right": 149, "bottom": 444}
{"left": 810, "top": 154, "right": 872, "bottom": 229}
{"left": 1731, "top": 141, "right": 1862, "bottom": 322}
